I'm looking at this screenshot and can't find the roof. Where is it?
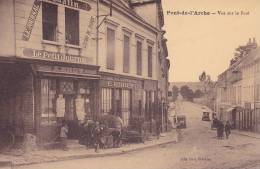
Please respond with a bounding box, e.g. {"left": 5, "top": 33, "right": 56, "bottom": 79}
{"left": 101, "top": 0, "right": 160, "bottom": 33}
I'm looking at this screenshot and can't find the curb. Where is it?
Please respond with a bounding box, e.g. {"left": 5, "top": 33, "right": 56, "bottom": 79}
{"left": 13, "top": 139, "right": 177, "bottom": 167}
{"left": 231, "top": 131, "right": 260, "bottom": 139}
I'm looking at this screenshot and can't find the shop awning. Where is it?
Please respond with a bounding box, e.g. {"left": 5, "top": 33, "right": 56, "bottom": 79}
{"left": 226, "top": 107, "right": 235, "bottom": 112}
{"left": 32, "top": 64, "right": 100, "bottom": 80}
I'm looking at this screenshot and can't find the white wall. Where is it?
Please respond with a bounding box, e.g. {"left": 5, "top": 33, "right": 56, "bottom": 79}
{"left": 97, "top": 3, "right": 158, "bottom": 80}
{"left": 0, "top": 0, "right": 15, "bottom": 57}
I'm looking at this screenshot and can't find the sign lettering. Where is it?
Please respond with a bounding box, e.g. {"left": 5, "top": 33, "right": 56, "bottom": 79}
{"left": 83, "top": 16, "right": 95, "bottom": 48}
{"left": 46, "top": 0, "right": 91, "bottom": 11}
{"left": 22, "top": 0, "right": 41, "bottom": 41}
{"left": 23, "top": 48, "right": 93, "bottom": 64}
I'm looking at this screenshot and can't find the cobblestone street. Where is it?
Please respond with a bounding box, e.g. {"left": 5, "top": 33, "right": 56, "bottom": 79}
{"left": 14, "top": 101, "right": 260, "bottom": 169}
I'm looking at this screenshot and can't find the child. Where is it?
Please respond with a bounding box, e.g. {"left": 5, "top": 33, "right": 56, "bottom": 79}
{"left": 60, "top": 120, "right": 69, "bottom": 151}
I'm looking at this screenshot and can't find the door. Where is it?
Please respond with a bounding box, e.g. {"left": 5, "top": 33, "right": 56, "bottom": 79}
{"left": 64, "top": 95, "right": 78, "bottom": 139}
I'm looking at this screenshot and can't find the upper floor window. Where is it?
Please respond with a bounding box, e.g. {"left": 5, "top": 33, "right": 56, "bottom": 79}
{"left": 42, "top": 2, "right": 57, "bottom": 41}
{"left": 107, "top": 28, "right": 115, "bottom": 70}
{"left": 136, "top": 41, "right": 142, "bottom": 75}
{"left": 65, "top": 8, "right": 79, "bottom": 45}
{"left": 148, "top": 46, "right": 153, "bottom": 77}
{"left": 123, "top": 35, "right": 130, "bottom": 73}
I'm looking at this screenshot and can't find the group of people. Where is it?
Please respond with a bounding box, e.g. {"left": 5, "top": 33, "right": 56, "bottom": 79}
{"left": 59, "top": 115, "right": 123, "bottom": 152}
{"left": 214, "top": 119, "right": 231, "bottom": 139}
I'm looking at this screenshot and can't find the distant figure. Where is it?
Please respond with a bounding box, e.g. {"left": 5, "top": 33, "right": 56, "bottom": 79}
{"left": 216, "top": 119, "right": 224, "bottom": 139}
{"left": 92, "top": 121, "right": 102, "bottom": 153}
{"left": 225, "top": 121, "right": 231, "bottom": 139}
{"left": 112, "top": 115, "right": 123, "bottom": 148}
{"left": 60, "top": 120, "right": 69, "bottom": 151}
{"left": 219, "top": 121, "right": 224, "bottom": 139}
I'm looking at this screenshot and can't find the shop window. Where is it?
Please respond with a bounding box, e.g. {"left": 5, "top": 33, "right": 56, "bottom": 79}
{"left": 148, "top": 46, "right": 153, "bottom": 77}
{"left": 41, "top": 79, "right": 56, "bottom": 124}
{"left": 65, "top": 8, "right": 79, "bottom": 45}
{"left": 123, "top": 35, "right": 130, "bottom": 73}
{"left": 136, "top": 41, "right": 142, "bottom": 75}
{"left": 101, "top": 88, "right": 112, "bottom": 115}
{"left": 42, "top": 2, "right": 57, "bottom": 41}
{"left": 122, "top": 90, "right": 131, "bottom": 126}
{"left": 107, "top": 28, "right": 115, "bottom": 70}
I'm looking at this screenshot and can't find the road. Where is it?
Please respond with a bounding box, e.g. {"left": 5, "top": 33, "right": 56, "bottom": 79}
{"left": 17, "top": 101, "right": 260, "bottom": 169}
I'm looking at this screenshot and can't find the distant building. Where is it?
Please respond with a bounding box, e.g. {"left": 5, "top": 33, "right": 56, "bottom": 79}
{"left": 216, "top": 38, "right": 260, "bottom": 132}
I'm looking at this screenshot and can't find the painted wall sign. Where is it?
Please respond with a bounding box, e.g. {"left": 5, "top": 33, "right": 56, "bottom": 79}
{"left": 33, "top": 64, "right": 98, "bottom": 76}
{"left": 46, "top": 0, "right": 91, "bottom": 11}
{"left": 22, "top": 0, "right": 41, "bottom": 41}
{"left": 23, "top": 48, "right": 93, "bottom": 64}
{"left": 101, "top": 76, "right": 142, "bottom": 89}
{"left": 82, "top": 16, "right": 95, "bottom": 48}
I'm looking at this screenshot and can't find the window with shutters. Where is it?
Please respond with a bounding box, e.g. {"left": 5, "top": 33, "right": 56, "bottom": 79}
{"left": 65, "top": 8, "right": 79, "bottom": 45}
{"left": 148, "top": 46, "right": 153, "bottom": 77}
{"left": 123, "top": 35, "right": 130, "bottom": 73}
{"left": 42, "top": 2, "right": 57, "bottom": 41}
{"left": 107, "top": 28, "right": 115, "bottom": 70}
{"left": 136, "top": 41, "right": 142, "bottom": 75}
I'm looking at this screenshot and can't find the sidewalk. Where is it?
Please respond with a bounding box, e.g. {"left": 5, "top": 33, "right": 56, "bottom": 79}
{"left": 232, "top": 129, "right": 260, "bottom": 139}
{"left": 0, "top": 131, "right": 177, "bottom": 167}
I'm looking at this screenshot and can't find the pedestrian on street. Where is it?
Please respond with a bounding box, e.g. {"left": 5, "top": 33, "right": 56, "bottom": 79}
{"left": 111, "top": 115, "right": 123, "bottom": 148}
{"left": 219, "top": 121, "right": 224, "bottom": 139}
{"left": 225, "top": 121, "right": 231, "bottom": 139}
{"left": 92, "top": 121, "right": 102, "bottom": 153}
{"left": 60, "top": 120, "right": 69, "bottom": 151}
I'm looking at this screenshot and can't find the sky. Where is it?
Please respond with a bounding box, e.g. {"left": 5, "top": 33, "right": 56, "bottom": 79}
{"left": 162, "top": 0, "right": 260, "bottom": 82}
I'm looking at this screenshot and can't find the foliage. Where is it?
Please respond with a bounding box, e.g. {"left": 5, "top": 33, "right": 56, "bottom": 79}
{"left": 180, "top": 85, "right": 194, "bottom": 101}
{"left": 172, "top": 85, "right": 179, "bottom": 102}
{"left": 194, "top": 89, "right": 204, "bottom": 98}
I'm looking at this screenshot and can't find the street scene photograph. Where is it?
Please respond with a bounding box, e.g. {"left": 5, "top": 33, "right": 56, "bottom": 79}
{"left": 0, "top": 0, "right": 260, "bottom": 169}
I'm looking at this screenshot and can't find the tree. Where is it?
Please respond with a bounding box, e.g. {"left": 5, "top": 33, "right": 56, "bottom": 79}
{"left": 171, "top": 85, "right": 179, "bottom": 102}
{"left": 180, "top": 85, "right": 194, "bottom": 101}
{"left": 194, "top": 89, "right": 204, "bottom": 98}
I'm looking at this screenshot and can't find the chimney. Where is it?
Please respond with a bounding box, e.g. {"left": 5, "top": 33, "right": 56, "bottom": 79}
{"left": 248, "top": 38, "right": 252, "bottom": 44}
{"left": 252, "top": 37, "right": 258, "bottom": 48}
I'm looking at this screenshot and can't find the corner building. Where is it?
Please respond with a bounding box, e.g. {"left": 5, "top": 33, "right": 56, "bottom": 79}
{"left": 0, "top": 0, "right": 169, "bottom": 146}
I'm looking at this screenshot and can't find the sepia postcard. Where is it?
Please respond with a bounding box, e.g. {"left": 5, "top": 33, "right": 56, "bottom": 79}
{"left": 0, "top": 0, "right": 260, "bottom": 169}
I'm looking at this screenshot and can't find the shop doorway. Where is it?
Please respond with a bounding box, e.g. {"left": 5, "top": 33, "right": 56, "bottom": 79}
{"left": 64, "top": 94, "right": 78, "bottom": 139}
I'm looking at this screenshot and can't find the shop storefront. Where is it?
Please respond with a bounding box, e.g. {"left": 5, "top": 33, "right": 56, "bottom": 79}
{"left": 32, "top": 63, "right": 100, "bottom": 144}
{"left": 100, "top": 73, "right": 143, "bottom": 127}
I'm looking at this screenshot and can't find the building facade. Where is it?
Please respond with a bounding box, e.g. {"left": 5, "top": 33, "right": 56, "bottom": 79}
{"left": 216, "top": 39, "right": 260, "bottom": 132}
{"left": 0, "top": 0, "right": 169, "bottom": 146}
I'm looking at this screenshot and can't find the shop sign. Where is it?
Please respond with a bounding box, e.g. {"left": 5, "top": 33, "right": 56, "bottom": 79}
{"left": 101, "top": 75, "right": 142, "bottom": 89}
{"left": 46, "top": 0, "right": 91, "bottom": 11}
{"left": 34, "top": 64, "right": 97, "bottom": 76}
{"left": 22, "top": 0, "right": 41, "bottom": 41}
{"left": 23, "top": 48, "right": 92, "bottom": 64}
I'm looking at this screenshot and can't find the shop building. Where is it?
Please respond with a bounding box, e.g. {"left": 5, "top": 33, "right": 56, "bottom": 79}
{"left": 0, "top": 0, "right": 169, "bottom": 146}
{"left": 0, "top": 0, "right": 100, "bottom": 145}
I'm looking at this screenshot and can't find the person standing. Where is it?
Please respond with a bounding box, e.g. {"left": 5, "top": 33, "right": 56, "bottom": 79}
{"left": 225, "top": 121, "right": 231, "bottom": 139}
{"left": 112, "top": 115, "right": 123, "bottom": 148}
{"left": 92, "top": 121, "right": 102, "bottom": 152}
{"left": 219, "top": 121, "right": 224, "bottom": 139}
{"left": 60, "top": 120, "right": 69, "bottom": 151}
